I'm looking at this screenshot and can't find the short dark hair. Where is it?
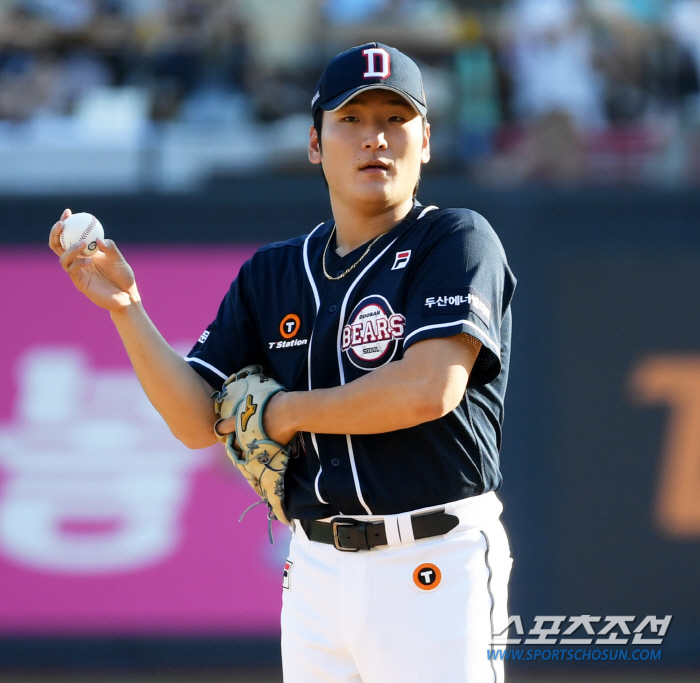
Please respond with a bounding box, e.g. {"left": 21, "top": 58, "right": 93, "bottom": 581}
{"left": 313, "top": 109, "right": 427, "bottom": 198}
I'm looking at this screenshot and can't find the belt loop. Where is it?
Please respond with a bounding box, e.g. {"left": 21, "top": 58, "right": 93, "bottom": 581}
{"left": 384, "top": 514, "right": 401, "bottom": 546}
{"left": 397, "top": 512, "right": 415, "bottom": 546}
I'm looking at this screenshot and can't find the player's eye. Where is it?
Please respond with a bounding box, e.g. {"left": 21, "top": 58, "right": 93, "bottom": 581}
{"left": 389, "top": 115, "right": 407, "bottom": 122}
{"left": 342, "top": 115, "right": 359, "bottom": 122}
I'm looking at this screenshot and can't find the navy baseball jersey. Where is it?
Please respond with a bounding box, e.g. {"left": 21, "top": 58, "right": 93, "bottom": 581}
{"left": 186, "top": 202, "right": 516, "bottom": 520}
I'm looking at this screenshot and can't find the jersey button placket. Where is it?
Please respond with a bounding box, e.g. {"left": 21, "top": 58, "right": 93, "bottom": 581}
{"left": 311, "top": 259, "right": 363, "bottom": 512}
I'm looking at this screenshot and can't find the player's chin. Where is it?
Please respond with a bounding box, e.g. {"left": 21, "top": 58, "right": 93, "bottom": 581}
{"left": 351, "top": 177, "right": 396, "bottom": 202}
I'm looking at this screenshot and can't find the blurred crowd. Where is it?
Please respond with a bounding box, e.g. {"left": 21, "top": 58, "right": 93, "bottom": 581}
{"left": 1, "top": 0, "right": 700, "bottom": 185}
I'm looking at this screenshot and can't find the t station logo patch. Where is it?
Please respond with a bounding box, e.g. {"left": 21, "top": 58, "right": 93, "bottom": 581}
{"left": 269, "top": 313, "right": 308, "bottom": 351}
{"left": 341, "top": 295, "right": 405, "bottom": 370}
{"left": 280, "top": 313, "right": 300, "bottom": 339}
{"left": 413, "top": 563, "right": 442, "bottom": 591}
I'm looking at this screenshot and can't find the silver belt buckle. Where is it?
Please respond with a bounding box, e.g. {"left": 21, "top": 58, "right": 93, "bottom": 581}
{"left": 332, "top": 520, "right": 360, "bottom": 552}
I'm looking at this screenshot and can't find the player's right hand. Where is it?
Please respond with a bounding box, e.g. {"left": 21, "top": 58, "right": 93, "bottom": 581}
{"left": 49, "top": 208, "right": 140, "bottom": 311}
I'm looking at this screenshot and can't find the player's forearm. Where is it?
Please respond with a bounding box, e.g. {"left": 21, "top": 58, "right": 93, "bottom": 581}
{"left": 110, "top": 301, "right": 217, "bottom": 448}
{"left": 263, "top": 336, "right": 479, "bottom": 441}
{"left": 274, "top": 358, "right": 466, "bottom": 437}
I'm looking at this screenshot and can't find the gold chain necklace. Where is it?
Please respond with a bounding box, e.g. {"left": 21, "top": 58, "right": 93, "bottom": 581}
{"left": 322, "top": 224, "right": 385, "bottom": 281}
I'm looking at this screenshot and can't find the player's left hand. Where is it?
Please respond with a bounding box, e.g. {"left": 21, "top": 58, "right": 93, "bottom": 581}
{"left": 212, "top": 366, "right": 296, "bottom": 527}
{"left": 213, "top": 391, "right": 296, "bottom": 446}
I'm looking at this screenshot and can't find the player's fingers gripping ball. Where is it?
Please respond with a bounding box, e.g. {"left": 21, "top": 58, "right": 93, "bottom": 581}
{"left": 59, "top": 212, "right": 105, "bottom": 256}
{"left": 213, "top": 365, "right": 295, "bottom": 529}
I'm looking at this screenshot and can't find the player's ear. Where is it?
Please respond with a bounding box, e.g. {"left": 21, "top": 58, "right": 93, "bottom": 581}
{"left": 309, "top": 125, "right": 322, "bottom": 165}
{"left": 421, "top": 121, "right": 431, "bottom": 165}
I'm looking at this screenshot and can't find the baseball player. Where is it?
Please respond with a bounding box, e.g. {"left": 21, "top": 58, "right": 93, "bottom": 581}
{"left": 50, "top": 43, "right": 516, "bottom": 683}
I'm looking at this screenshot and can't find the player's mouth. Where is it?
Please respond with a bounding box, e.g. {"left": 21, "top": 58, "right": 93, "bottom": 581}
{"left": 359, "top": 159, "right": 391, "bottom": 174}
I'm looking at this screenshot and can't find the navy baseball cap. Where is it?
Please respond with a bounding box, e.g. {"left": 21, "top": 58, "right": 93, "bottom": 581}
{"left": 311, "top": 43, "right": 427, "bottom": 118}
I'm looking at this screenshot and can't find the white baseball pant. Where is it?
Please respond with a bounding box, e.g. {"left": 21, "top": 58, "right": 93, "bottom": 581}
{"left": 281, "top": 492, "right": 513, "bottom": 683}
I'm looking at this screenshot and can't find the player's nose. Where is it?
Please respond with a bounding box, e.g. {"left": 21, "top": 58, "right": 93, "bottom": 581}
{"left": 363, "top": 127, "right": 388, "bottom": 150}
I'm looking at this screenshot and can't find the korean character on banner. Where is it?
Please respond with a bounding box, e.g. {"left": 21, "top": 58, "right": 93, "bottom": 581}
{"left": 595, "top": 616, "right": 635, "bottom": 644}
{"left": 461, "top": 295, "right": 470, "bottom": 304}
{"left": 491, "top": 615, "right": 524, "bottom": 646}
{"left": 559, "top": 615, "right": 601, "bottom": 645}
{"left": 425, "top": 297, "right": 436, "bottom": 308}
{"left": 632, "top": 615, "right": 672, "bottom": 645}
{"left": 437, "top": 296, "right": 447, "bottom": 307}
{"left": 524, "top": 616, "right": 566, "bottom": 645}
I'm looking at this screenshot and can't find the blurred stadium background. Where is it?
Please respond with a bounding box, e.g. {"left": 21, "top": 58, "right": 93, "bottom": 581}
{"left": 0, "top": 0, "right": 699, "bottom": 187}
{"left": 1, "top": 0, "right": 699, "bottom": 682}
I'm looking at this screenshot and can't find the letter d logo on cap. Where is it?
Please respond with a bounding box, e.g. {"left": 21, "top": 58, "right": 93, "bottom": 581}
{"left": 363, "top": 48, "right": 390, "bottom": 79}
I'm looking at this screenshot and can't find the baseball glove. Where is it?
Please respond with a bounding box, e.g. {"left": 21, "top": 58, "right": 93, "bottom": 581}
{"left": 212, "top": 365, "right": 295, "bottom": 535}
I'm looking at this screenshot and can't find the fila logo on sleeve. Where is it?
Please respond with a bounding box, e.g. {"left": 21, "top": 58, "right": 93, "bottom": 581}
{"left": 391, "top": 250, "right": 411, "bottom": 270}
{"left": 283, "top": 559, "right": 293, "bottom": 589}
{"left": 363, "top": 48, "right": 390, "bottom": 79}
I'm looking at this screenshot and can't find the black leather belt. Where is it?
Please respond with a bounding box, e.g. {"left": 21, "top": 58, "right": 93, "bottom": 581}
{"left": 299, "top": 510, "right": 459, "bottom": 552}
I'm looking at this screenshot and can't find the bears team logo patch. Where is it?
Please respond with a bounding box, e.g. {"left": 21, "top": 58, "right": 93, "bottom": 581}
{"left": 413, "top": 563, "right": 441, "bottom": 591}
{"left": 283, "top": 559, "right": 293, "bottom": 589}
{"left": 341, "top": 295, "right": 405, "bottom": 371}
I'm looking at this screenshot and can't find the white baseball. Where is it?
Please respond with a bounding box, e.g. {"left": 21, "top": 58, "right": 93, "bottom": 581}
{"left": 60, "top": 213, "right": 105, "bottom": 257}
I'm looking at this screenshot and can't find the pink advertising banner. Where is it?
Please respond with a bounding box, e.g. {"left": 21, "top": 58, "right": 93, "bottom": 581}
{"left": 0, "top": 246, "right": 291, "bottom": 636}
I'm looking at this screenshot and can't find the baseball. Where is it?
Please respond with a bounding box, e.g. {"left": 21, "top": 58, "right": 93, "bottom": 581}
{"left": 60, "top": 213, "right": 105, "bottom": 257}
